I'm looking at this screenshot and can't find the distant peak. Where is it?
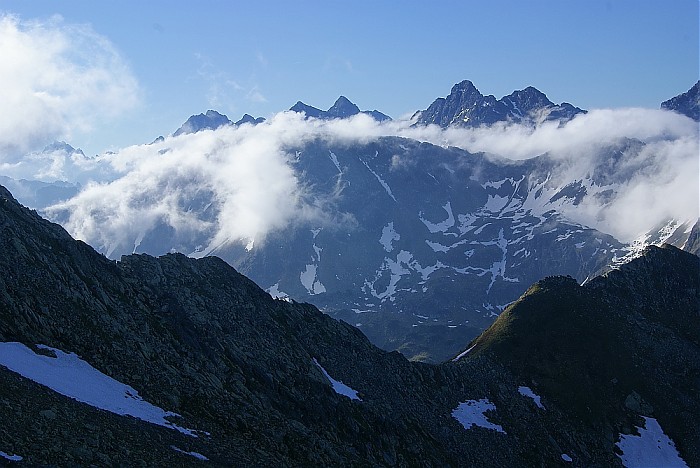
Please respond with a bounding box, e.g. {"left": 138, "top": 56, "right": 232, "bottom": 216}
{"left": 173, "top": 109, "right": 232, "bottom": 136}
{"left": 290, "top": 96, "right": 387, "bottom": 121}
{"left": 453, "top": 79, "right": 477, "bottom": 90}
{"left": 42, "top": 141, "right": 84, "bottom": 156}
{"left": 415, "top": 79, "right": 584, "bottom": 128}
{"left": 234, "top": 114, "right": 266, "bottom": 126}
{"left": 327, "top": 96, "right": 360, "bottom": 118}
{"left": 289, "top": 101, "right": 324, "bottom": 118}
{"left": 333, "top": 95, "right": 354, "bottom": 105}
{"left": 205, "top": 110, "right": 226, "bottom": 118}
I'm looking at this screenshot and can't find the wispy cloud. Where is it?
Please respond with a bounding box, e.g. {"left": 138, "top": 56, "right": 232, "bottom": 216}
{"left": 246, "top": 86, "right": 267, "bottom": 103}
{"left": 195, "top": 53, "right": 267, "bottom": 111}
{"left": 256, "top": 51, "right": 268, "bottom": 67}
{"left": 0, "top": 14, "right": 140, "bottom": 157}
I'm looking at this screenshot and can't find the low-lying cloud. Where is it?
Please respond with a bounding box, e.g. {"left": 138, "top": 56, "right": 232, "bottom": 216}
{"left": 42, "top": 107, "right": 698, "bottom": 258}
{"left": 393, "top": 109, "right": 698, "bottom": 242}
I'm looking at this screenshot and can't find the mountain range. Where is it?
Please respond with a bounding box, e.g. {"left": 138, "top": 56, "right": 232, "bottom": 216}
{"left": 290, "top": 95, "right": 392, "bottom": 121}
{"left": 173, "top": 110, "right": 266, "bottom": 136}
{"left": 3, "top": 80, "right": 698, "bottom": 366}
{"left": 412, "top": 80, "right": 585, "bottom": 128}
{"left": 0, "top": 183, "right": 697, "bottom": 466}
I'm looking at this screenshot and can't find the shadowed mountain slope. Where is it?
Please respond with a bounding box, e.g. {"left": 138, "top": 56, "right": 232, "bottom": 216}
{"left": 1, "top": 184, "right": 698, "bottom": 466}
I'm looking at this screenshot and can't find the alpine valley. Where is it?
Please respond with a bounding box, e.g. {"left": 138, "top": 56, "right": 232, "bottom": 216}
{"left": 0, "top": 80, "right": 698, "bottom": 465}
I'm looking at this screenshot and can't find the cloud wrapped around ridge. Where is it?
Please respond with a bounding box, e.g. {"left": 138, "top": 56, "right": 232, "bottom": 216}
{"left": 46, "top": 107, "right": 698, "bottom": 258}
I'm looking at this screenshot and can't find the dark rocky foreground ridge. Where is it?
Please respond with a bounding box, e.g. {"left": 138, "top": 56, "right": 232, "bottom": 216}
{"left": 0, "top": 184, "right": 698, "bottom": 466}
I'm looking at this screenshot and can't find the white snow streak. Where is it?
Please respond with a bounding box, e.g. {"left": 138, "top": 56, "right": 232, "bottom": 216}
{"left": 451, "top": 344, "right": 476, "bottom": 362}
{"left": 0, "top": 451, "right": 22, "bottom": 462}
{"left": 313, "top": 358, "right": 361, "bottom": 401}
{"left": 171, "top": 446, "right": 209, "bottom": 461}
{"left": 360, "top": 154, "right": 396, "bottom": 201}
{"left": 518, "top": 386, "right": 545, "bottom": 409}
{"left": 0, "top": 342, "right": 199, "bottom": 436}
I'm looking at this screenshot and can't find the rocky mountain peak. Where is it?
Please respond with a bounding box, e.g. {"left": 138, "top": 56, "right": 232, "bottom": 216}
{"left": 451, "top": 79, "right": 482, "bottom": 97}
{"left": 41, "top": 141, "right": 85, "bottom": 156}
{"left": 415, "top": 80, "right": 585, "bottom": 128}
{"left": 290, "top": 97, "right": 390, "bottom": 121}
{"left": 289, "top": 100, "right": 325, "bottom": 119}
{"left": 503, "top": 87, "right": 553, "bottom": 111}
{"left": 327, "top": 96, "right": 361, "bottom": 118}
{"left": 172, "top": 109, "right": 232, "bottom": 136}
{"left": 661, "top": 80, "right": 700, "bottom": 121}
{"left": 234, "top": 113, "right": 266, "bottom": 126}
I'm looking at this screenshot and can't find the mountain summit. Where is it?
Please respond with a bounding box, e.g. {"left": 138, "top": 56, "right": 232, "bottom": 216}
{"left": 290, "top": 96, "right": 391, "bottom": 121}
{"left": 661, "top": 80, "right": 700, "bottom": 121}
{"left": 414, "top": 80, "right": 585, "bottom": 128}
{"left": 173, "top": 110, "right": 265, "bottom": 136}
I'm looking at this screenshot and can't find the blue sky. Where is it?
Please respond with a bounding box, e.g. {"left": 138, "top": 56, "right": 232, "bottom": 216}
{"left": 1, "top": 0, "right": 698, "bottom": 155}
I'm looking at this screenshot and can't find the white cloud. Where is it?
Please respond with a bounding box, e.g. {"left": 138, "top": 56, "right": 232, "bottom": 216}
{"left": 0, "top": 14, "right": 140, "bottom": 158}
{"left": 388, "top": 109, "right": 698, "bottom": 242}
{"left": 43, "top": 106, "right": 698, "bottom": 256}
{"left": 47, "top": 113, "right": 338, "bottom": 257}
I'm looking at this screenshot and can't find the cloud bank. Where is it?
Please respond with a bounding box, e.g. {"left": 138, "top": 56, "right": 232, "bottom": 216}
{"left": 0, "top": 14, "right": 139, "bottom": 162}
{"left": 43, "top": 107, "right": 698, "bottom": 258}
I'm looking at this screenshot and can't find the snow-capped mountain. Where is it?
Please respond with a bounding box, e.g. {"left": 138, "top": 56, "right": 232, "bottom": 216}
{"left": 661, "top": 80, "right": 700, "bottom": 121}
{"left": 290, "top": 96, "right": 391, "bottom": 121}
{"left": 35, "top": 80, "right": 700, "bottom": 362}
{"left": 49, "top": 132, "right": 638, "bottom": 361}
{"left": 413, "top": 80, "right": 585, "bottom": 127}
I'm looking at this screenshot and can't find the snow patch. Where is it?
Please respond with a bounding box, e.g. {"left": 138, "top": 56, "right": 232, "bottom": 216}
{"left": 518, "top": 386, "right": 545, "bottom": 409}
{"left": 312, "top": 244, "right": 322, "bottom": 262}
{"left": 451, "top": 399, "right": 506, "bottom": 433}
{"left": 313, "top": 358, "right": 361, "bottom": 401}
{"left": 267, "top": 283, "right": 290, "bottom": 301}
{"left": 0, "top": 451, "right": 22, "bottom": 462}
{"left": 0, "top": 342, "right": 200, "bottom": 436}
{"left": 171, "top": 446, "right": 209, "bottom": 461}
{"left": 379, "top": 222, "right": 400, "bottom": 252}
{"left": 483, "top": 195, "right": 509, "bottom": 213}
{"left": 300, "top": 264, "right": 326, "bottom": 295}
{"left": 616, "top": 416, "right": 688, "bottom": 468}
{"left": 419, "top": 202, "right": 455, "bottom": 233}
